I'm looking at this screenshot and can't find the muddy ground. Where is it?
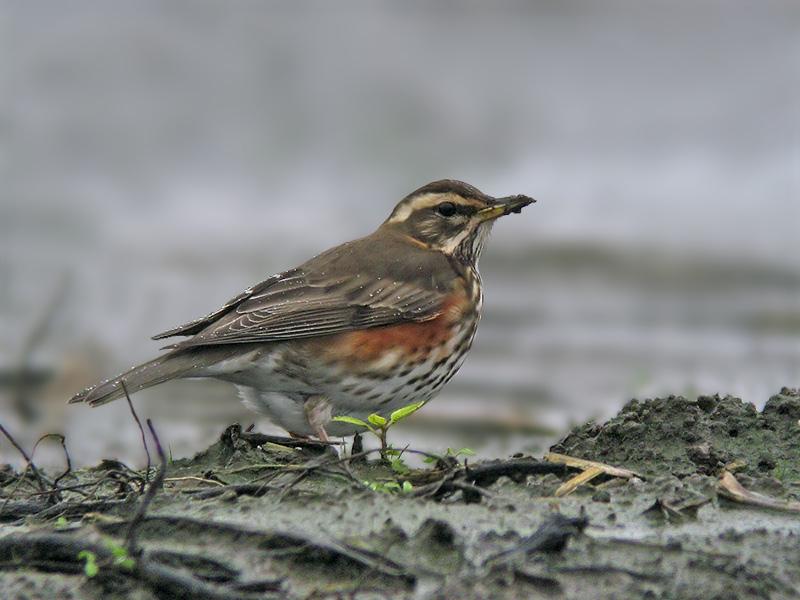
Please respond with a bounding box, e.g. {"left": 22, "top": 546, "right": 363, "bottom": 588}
{"left": 2, "top": 388, "right": 800, "bottom": 599}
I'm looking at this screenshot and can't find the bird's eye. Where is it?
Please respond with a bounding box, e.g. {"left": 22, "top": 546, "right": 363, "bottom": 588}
{"left": 437, "top": 202, "right": 457, "bottom": 217}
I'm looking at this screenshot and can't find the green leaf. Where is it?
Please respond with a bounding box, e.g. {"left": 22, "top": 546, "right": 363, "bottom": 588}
{"left": 78, "top": 551, "right": 98, "bottom": 578}
{"left": 55, "top": 516, "right": 69, "bottom": 529}
{"left": 389, "top": 402, "right": 425, "bottom": 424}
{"left": 332, "top": 416, "right": 369, "bottom": 428}
{"left": 390, "top": 458, "right": 410, "bottom": 475}
{"left": 363, "top": 479, "right": 407, "bottom": 494}
{"left": 117, "top": 557, "right": 136, "bottom": 571}
{"left": 367, "top": 414, "right": 387, "bottom": 427}
{"left": 402, "top": 481, "right": 414, "bottom": 493}
{"left": 447, "top": 447, "right": 475, "bottom": 458}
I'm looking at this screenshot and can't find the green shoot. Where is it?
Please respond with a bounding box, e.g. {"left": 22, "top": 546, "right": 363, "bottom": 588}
{"left": 390, "top": 457, "right": 411, "bottom": 475}
{"left": 77, "top": 550, "right": 99, "bottom": 578}
{"left": 363, "top": 479, "right": 414, "bottom": 494}
{"left": 106, "top": 541, "right": 136, "bottom": 571}
{"left": 383, "top": 448, "right": 411, "bottom": 474}
{"left": 333, "top": 401, "right": 425, "bottom": 458}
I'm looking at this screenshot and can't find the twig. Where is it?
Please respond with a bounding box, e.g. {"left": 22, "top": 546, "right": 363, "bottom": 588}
{"left": 26, "top": 483, "right": 92, "bottom": 497}
{"left": 464, "top": 458, "right": 568, "bottom": 487}
{"left": 0, "top": 499, "right": 51, "bottom": 521}
{"left": 0, "top": 533, "right": 277, "bottom": 600}
{"left": 551, "top": 564, "right": 663, "bottom": 582}
{"left": 33, "top": 499, "right": 133, "bottom": 521}
{"left": 718, "top": 470, "right": 800, "bottom": 513}
{"left": 0, "top": 423, "right": 51, "bottom": 494}
{"left": 100, "top": 514, "right": 413, "bottom": 579}
{"left": 484, "top": 513, "right": 589, "bottom": 565}
{"left": 182, "top": 483, "right": 285, "bottom": 500}
{"left": 449, "top": 480, "right": 494, "bottom": 500}
{"left": 543, "top": 452, "right": 641, "bottom": 480}
{"left": 51, "top": 434, "right": 72, "bottom": 489}
{"left": 555, "top": 465, "right": 604, "bottom": 497}
{"left": 164, "top": 476, "right": 225, "bottom": 487}
{"left": 121, "top": 380, "right": 151, "bottom": 483}
{"left": 237, "top": 429, "right": 339, "bottom": 449}
{"left": 29, "top": 433, "right": 71, "bottom": 500}
{"left": 125, "top": 419, "right": 166, "bottom": 555}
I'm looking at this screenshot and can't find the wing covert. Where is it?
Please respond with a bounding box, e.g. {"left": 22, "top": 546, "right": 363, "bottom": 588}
{"left": 156, "top": 232, "right": 457, "bottom": 350}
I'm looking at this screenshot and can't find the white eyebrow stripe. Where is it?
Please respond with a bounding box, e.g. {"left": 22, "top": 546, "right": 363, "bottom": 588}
{"left": 387, "top": 193, "right": 485, "bottom": 224}
{"left": 387, "top": 193, "right": 440, "bottom": 223}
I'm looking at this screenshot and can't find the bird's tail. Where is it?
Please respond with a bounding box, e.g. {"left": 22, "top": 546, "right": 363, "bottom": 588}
{"left": 69, "top": 350, "right": 209, "bottom": 407}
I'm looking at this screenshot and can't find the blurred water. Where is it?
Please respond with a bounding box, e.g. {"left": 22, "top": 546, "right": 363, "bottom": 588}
{"left": 1, "top": 1, "right": 798, "bottom": 466}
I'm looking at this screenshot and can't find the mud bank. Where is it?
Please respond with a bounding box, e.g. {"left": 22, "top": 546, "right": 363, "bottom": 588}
{"left": 2, "top": 389, "right": 800, "bottom": 599}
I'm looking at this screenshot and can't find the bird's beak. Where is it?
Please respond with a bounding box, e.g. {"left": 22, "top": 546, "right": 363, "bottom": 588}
{"left": 477, "top": 194, "right": 536, "bottom": 222}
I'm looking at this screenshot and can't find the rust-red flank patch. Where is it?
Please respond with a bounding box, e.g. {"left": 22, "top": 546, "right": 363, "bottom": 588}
{"left": 310, "top": 287, "right": 469, "bottom": 366}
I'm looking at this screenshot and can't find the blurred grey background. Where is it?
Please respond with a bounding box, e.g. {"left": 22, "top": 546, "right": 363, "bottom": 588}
{"left": 1, "top": 1, "right": 798, "bottom": 466}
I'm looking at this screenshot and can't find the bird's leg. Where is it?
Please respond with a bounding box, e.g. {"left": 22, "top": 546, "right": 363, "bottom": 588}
{"left": 304, "top": 395, "right": 332, "bottom": 442}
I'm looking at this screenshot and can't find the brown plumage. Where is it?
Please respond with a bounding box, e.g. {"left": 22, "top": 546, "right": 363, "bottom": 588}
{"left": 69, "top": 180, "right": 535, "bottom": 439}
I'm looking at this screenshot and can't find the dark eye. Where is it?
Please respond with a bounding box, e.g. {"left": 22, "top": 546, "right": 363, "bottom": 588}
{"left": 437, "top": 202, "right": 456, "bottom": 217}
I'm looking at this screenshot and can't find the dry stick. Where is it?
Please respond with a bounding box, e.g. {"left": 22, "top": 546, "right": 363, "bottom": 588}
{"left": 544, "top": 452, "right": 641, "bottom": 480}
{"left": 80, "top": 469, "right": 143, "bottom": 504}
{"left": 30, "top": 433, "right": 72, "bottom": 498}
{"left": 125, "top": 419, "right": 166, "bottom": 556}
{"left": 0, "top": 533, "right": 269, "bottom": 600}
{"left": 718, "top": 470, "right": 800, "bottom": 513}
{"left": 121, "top": 380, "right": 151, "bottom": 484}
{"left": 51, "top": 434, "right": 72, "bottom": 489}
{"left": 484, "top": 513, "right": 589, "bottom": 564}
{"left": 0, "top": 423, "right": 51, "bottom": 493}
{"left": 25, "top": 483, "right": 91, "bottom": 498}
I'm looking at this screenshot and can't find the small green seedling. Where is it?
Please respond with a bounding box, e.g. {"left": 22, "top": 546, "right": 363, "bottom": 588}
{"left": 76, "top": 542, "right": 135, "bottom": 578}
{"left": 383, "top": 448, "right": 411, "bottom": 475}
{"left": 363, "top": 479, "right": 414, "bottom": 494}
{"left": 77, "top": 550, "right": 99, "bottom": 578}
{"left": 54, "top": 516, "right": 69, "bottom": 530}
{"left": 106, "top": 541, "right": 136, "bottom": 571}
{"left": 333, "top": 401, "right": 425, "bottom": 457}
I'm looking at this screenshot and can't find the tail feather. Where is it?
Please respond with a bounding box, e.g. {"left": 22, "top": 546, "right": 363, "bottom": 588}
{"left": 69, "top": 351, "right": 201, "bottom": 407}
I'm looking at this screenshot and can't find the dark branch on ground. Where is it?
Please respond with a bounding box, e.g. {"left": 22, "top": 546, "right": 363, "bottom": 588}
{"left": 485, "top": 513, "right": 589, "bottom": 564}
{"left": 0, "top": 423, "right": 53, "bottom": 496}
{"left": 121, "top": 380, "right": 151, "bottom": 483}
{"left": 125, "top": 419, "right": 166, "bottom": 556}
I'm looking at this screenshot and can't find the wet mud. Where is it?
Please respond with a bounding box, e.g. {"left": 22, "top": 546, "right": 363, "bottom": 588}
{"left": 2, "top": 389, "right": 800, "bottom": 599}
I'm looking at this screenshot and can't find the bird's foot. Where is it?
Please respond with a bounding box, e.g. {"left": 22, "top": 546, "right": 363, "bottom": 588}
{"left": 304, "top": 395, "right": 333, "bottom": 442}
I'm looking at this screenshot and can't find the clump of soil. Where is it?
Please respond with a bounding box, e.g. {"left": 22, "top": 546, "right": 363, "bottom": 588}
{"left": 552, "top": 387, "right": 800, "bottom": 480}
{"left": 3, "top": 389, "right": 800, "bottom": 599}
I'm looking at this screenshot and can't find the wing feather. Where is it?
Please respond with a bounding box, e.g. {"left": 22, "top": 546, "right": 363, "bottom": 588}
{"left": 158, "top": 233, "right": 456, "bottom": 350}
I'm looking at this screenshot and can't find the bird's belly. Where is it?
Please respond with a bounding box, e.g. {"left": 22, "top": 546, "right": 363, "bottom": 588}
{"left": 304, "top": 318, "right": 479, "bottom": 417}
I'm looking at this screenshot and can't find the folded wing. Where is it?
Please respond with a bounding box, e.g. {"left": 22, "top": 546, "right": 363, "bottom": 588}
{"left": 154, "top": 235, "right": 453, "bottom": 350}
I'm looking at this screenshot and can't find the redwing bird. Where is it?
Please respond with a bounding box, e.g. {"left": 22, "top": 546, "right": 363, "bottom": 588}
{"left": 70, "top": 180, "right": 535, "bottom": 440}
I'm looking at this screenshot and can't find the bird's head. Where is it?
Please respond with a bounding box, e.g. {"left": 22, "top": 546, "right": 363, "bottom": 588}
{"left": 382, "top": 180, "right": 535, "bottom": 264}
